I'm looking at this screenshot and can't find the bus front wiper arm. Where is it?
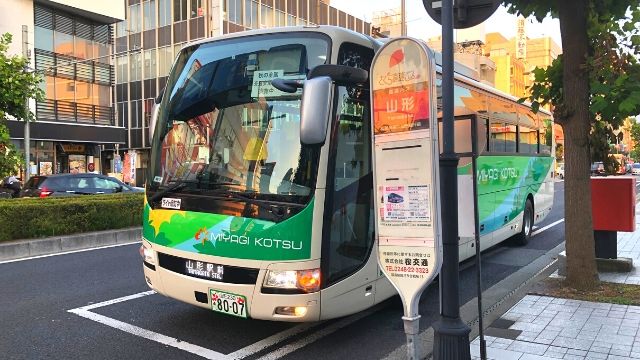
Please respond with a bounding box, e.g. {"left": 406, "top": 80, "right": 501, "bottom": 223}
{"left": 149, "top": 180, "right": 189, "bottom": 203}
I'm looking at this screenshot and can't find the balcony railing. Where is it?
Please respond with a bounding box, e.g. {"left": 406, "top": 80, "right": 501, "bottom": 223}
{"left": 36, "top": 99, "right": 115, "bottom": 126}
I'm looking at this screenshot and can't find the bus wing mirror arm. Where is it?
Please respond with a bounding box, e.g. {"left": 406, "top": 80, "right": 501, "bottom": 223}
{"left": 300, "top": 76, "right": 333, "bottom": 146}
{"left": 149, "top": 87, "right": 165, "bottom": 142}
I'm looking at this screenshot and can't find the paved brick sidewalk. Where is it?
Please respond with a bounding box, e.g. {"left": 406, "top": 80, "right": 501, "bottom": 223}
{"left": 470, "top": 205, "right": 640, "bottom": 360}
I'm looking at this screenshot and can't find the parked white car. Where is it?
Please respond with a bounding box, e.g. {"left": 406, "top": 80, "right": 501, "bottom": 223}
{"left": 632, "top": 163, "right": 640, "bottom": 175}
{"left": 555, "top": 163, "right": 564, "bottom": 179}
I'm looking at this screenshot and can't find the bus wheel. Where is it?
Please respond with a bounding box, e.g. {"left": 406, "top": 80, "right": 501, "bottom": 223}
{"left": 514, "top": 199, "right": 533, "bottom": 246}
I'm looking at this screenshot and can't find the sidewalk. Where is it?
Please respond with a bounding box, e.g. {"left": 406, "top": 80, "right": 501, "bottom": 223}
{"left": 470, "top": 207, "right": 640, "bottom": 360}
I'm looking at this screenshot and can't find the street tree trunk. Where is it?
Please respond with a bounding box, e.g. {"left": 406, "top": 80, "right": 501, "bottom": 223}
{"left": 558, "top": 0, "right": 599, "bottom": 288}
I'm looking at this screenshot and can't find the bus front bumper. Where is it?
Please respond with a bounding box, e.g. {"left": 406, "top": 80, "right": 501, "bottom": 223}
{"left": 141, "top": 242, "right": 320, "bottom": 322}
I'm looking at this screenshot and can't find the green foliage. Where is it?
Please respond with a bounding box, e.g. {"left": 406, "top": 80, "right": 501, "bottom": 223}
{"left": 0, "top": 123, "right": 23, "bottom": 178}
{"left": 511, "top": 2, "right": 640, "bottom": 160}
{"left": 0, "top": 194, "right": 144, "bottom": 242}
{"left": 555, "top": 143, "right": 564, "bottom": 161}
{"left": 630, "top": 121, "right": 640, "bottom": 161}
{"left": 0, "top": 33, "right": 43, "bottom": 123}
{"left": 0, "top": 32, "right": 43, "bottom": 178}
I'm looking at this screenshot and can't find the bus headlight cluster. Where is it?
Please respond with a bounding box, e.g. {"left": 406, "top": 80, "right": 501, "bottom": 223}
{"left": 139, "top": 243, "right": 155, "bottom": 265}
{"left": 263, "top": 268, "right": 321, "bottom": 293}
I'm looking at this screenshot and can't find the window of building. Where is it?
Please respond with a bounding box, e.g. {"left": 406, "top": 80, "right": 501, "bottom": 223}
{"left": 244, "top": 0, "right": 258, "bottom": 28}
{"left": 287, "top": 14, "right": 296, "bottom": 26}
{"left": 276, "top": 10, "right": 286, "bottom": 26}
{"left": 158, "top": 46, "right": 173, "bottom": 77}
{"left": 174, "top": 43, "right": 185, "bottom": 57}
{"left": 298, "top": 0, "right": 307, "bottom": 20}
{"left": 144, "top": 49, "right": 157, "bottom": 79}
{"left": 261, "top": 4, "right": 273, "bottom": 27}
{"left": 75, "top": 81, "right": 92, "bottom": 105}
{"left": 159, "top": 0, "right": 171, "bottom": 26}
{"left": 116, "top": 56, "right": 128, "bottom": 84}
{"left": 191, "top": 0, "right": 203, "bottom": 18}
{"left": 93, "top": 84, "right": 111, "bottom": 107}
{"left": 117, "top": 101, "right": 129, "bottom": 128}
{"left": 143, "top": 0, "right": 157, "bottom": 31}
{"left": 129, "top": 3, "right": 142, "bottom": 33}
{"left": 116, "top": 21, "right": 127, "bottom": 38}
{"left": 228, "top": 0, "right": 242, "bottom": 24}
{"left": 53, "top": 31, "right": 74, "bottom": 56}
{"left": 174, "top": 0, "right": 187, "bottom": 22}
{"left": 130, "top": 52, "right": 142, "bottom": 81}
{"left": 35, "top": 26, "right": 53, "bottom": 52}
{"left": 131, "top": 100, "right": 143, "bottom": 128}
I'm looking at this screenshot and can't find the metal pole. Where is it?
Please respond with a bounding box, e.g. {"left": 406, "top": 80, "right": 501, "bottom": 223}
{"left": 403, "top": 316, "right": 420, "bottom": 360}
{"left": 22, "top": 25, "right": 31, "bottom": 181}
{"left": 401, "top": 0, "right": 407, "bottom": 36}
{"left": 432, "top": 0, "right": 471, "bottom": 358}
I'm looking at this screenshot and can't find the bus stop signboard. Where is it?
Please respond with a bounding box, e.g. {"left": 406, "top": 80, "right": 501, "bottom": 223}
{"left": 370, "top": 37, "right": 442, "bottom": 356}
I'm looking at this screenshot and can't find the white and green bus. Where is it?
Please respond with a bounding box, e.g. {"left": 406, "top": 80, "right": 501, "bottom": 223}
{"left": 140, "top": 26, "right": 554, "bottom": 322}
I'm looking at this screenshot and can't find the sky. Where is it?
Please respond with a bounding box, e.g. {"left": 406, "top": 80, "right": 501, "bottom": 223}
{"left": 330, "top": 1, "right": 562, "bottom": 47}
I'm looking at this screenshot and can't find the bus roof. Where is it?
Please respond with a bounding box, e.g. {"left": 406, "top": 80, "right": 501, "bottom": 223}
{"left": 183, "top": 25, "right": 552, "bottom": 118}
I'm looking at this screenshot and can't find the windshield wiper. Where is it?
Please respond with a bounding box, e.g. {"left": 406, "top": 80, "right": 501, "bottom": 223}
{"left": 149, "top": 180, "right": 190, "bottom": 203}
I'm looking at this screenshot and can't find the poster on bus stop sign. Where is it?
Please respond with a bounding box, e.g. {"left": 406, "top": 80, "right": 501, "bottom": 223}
{"left": 370, "top": 38, "right": 442, "bottom": 318}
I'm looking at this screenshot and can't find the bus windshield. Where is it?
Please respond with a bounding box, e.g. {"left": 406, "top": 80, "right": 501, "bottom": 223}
{"left": 147, "top": 33, "right": 330, "bottom": 215}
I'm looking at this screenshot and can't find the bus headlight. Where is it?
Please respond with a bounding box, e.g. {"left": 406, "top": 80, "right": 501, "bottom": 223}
{"left": 139, "top": 244, "right": 155, "bottom": 265}
{"left": 263, "top": 268, "right": 321, "bottom": 293}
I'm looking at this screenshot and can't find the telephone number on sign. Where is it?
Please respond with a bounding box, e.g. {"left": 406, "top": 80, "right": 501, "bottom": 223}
{"left": 385, "top": 265, "right": 430, "bottom": 274}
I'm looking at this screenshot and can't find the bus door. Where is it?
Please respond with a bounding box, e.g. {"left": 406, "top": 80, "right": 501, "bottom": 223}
{"left": 320, "top": 87, "right": 377, "bottom": 319}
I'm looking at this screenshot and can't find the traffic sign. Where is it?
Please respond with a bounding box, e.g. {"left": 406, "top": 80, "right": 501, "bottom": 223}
{"left": 370, "top": 37, "right": 442, "bottom": 359}
{"left": 423, "top": 0, "right": 500, "bottom": 29}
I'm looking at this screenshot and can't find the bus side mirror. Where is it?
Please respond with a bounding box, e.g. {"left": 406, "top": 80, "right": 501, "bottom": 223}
{"left": 148, "top": 87, "right": 165, "bottom": 142}
{"left": 300, "top": 76, "right": 333, "bottom": 146}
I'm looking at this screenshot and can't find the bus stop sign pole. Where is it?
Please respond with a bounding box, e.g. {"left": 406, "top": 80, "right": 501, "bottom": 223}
{"left": 423, "top": 0, "right": 499, "bottom": 359}
{"left": 370, "top": 38, "right": 442, "bottom": 360}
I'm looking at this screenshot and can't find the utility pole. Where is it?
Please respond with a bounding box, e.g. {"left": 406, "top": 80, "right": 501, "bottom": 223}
{"left": 22, "top": 25, "right": 31, "bottom": 181}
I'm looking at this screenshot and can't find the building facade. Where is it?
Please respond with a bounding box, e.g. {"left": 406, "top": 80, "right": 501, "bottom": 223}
{"left": 1, "top": 0, "right": 125, "bottom": 178}
{"left": 114, "top": 0, "right": 371, "bottom": 185}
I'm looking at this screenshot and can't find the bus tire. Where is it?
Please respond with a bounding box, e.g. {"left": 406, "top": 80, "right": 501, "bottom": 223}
{"left": 514, "top": 199, "right": 533, "bottom": 246}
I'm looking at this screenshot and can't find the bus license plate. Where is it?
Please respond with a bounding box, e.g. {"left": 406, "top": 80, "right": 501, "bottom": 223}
{"left": 209, "top": 289, "right": 247, "bottom": 318}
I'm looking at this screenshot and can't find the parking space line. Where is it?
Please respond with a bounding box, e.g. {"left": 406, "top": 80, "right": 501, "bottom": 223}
{"left": 531, "top": 218, "right": 564, "bottom": 236}
{"left": 228, "top": 322, "right": 317, "bottom": 359}
{"left": 69, "top": 307, "right": 227, "bottom": 360}
{"left": 74, "top": 290, "right": 156, "bottom": 311}
{"left": 68, "top": 291, "right": 315, "bottom": 360}
{"left": 254, "top": 304, "right": 383, "bottom": 360}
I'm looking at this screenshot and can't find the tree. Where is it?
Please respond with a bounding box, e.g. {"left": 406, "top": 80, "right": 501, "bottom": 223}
{"left": 506, "top": 1, "right": 640, "bottom": 289}
{"left": 0, "top": 32, "right": 43, "bottom": 178}
{"left": 630, "top": 121, "right": 640, "bottom": 161}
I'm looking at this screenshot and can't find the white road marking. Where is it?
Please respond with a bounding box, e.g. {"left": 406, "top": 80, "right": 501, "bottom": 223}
{"left": 0, "top": 241, "right": 141, "bottom": 265}
{"left": 227, "top": 322, "right": 318, "bottom": 359}
{"left": 255, "top": 307, "right": 378, "bottom": 360}
{"left": 74, "top": 290, "right": 156, "bottom": 311}
{"left": 69, "top": 307, "right": 227, "bottom": 360}
{"left": 67, "top": 290, "right": 311, "bottom": 360}
{"left": 532, "top": 219, "right": 564, "bottom": 236}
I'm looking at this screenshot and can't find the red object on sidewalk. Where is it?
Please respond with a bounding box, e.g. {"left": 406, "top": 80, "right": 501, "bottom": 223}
{"left": 591, "top": 176, "right": 636, "bottom": 232}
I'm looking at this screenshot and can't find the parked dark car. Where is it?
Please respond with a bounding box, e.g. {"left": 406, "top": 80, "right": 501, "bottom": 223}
{"left": 20, "top": 173, "right": 143, "bottom": 198}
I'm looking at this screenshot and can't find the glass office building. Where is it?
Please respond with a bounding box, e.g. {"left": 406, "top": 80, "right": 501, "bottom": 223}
{"left": 3, "top": 1, "right": 125, "bottom": 177}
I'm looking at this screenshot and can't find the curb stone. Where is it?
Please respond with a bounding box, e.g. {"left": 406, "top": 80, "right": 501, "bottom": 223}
{"left": 0, "top": 226, "right": 142, "bottom": 261}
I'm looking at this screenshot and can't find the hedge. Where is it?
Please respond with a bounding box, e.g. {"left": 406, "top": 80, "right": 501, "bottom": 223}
{"left": 0, "top": 193, "right": 144, "bottom": 242}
